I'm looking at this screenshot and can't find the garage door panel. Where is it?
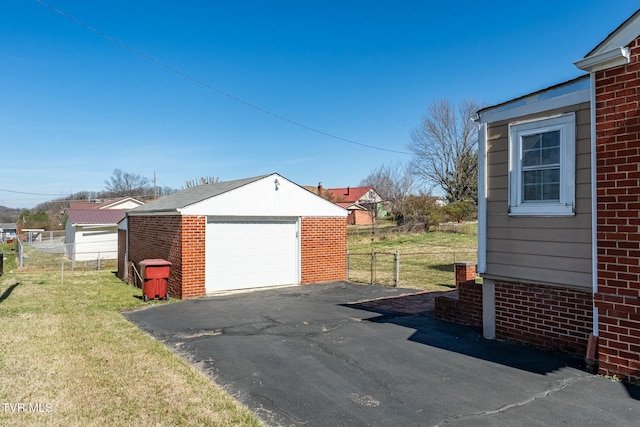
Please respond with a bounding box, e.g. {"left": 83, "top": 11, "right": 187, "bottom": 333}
{"left": 206, "top": 220, "right": 298, "bottom": 292}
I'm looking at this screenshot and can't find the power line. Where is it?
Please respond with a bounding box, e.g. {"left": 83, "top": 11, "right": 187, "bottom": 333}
{"left": 0, "top": 188, "right": 66, "bottom": 197}
{"left": 34, "top": 0, "right": 412, "bottom": 155}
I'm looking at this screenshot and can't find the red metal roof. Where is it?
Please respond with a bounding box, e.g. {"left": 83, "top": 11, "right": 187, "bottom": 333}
{"left": 325, "top": 186, "right": 372, "bottom": 203}
{"left": 68, "top": 197, "right": 141, "bottom": 210}
{"left": 66, "top": 209, "right": 127, "bottom": 225}
{"left": 68, "top": 201, "right": 102, "bottom": 210}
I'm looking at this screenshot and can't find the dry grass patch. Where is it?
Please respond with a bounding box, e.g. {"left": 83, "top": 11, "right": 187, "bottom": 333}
{"left": 348, "top": 225, "right": 478, "bottom": 291}
{"left": 0, "top": 268, "right": 262, "bottom": 426}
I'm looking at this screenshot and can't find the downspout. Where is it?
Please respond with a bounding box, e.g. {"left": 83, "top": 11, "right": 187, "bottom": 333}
{"left": 125, "top": 213, "right": 130, "bottom": 283}
{"left": 476, "top": 119, "right": 487, "bottom": 274}
{"left": 589, "top": 71, "right": 598, "bottom": 337}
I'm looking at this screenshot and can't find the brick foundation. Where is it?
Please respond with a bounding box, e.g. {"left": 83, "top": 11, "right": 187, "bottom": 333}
{"left": 494, "top": 281, "right": 593, "bottom": 355}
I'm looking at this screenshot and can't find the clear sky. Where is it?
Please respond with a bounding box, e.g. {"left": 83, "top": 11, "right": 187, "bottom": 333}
{"left": 0, "top": 1, "right": 638, "bottom": 208}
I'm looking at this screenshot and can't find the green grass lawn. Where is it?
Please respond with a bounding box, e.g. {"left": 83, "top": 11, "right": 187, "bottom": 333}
{"left": 347, "top": 223, "right": 478, "bottom": 291}
{"left": 0, "top": 223, "right": 476, "bottom": 424}
{"left": 0, "top": 248, "right": 262, "bottom": 426}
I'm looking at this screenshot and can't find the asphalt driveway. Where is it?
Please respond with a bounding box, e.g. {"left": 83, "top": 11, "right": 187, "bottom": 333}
{"left": 123, "top": 281, "right": 640, "bottom": 426}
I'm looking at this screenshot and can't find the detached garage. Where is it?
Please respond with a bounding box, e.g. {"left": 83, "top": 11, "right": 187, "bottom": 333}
{"left": 118, "top": 173, "right": 347, "bottom": 298}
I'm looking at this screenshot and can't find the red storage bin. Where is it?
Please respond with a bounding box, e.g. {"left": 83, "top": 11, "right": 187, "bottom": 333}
{"left": 140, "top": 259, "right": 171, "bottom": 302}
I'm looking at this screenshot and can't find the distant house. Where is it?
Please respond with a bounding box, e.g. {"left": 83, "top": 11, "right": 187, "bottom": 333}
{"left": 324, "top": 186, "right": 383, "bottom": 225}
{"left": 64, "top": 197, "right": 143, "bottom": 261}
{"left": 0, "top": 223, "right": 18, "bottom": 243}
{"left": 474, "top": 9, "right": 640, "bottom": 382}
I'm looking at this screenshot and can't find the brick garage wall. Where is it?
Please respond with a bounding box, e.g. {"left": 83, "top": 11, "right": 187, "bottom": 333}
{"left": 125, "top": 215, "right": 206, "bottom": 299}
{"left": 117, "top": 229, "right": 126, "bottom": 280}
{"left": 594, "top": 36, "right": 640, "bottom": 381}
{"left": 180, "top": 216, "right": 206, "bottom": 299}
{"left": 495, "top": 281, "right": 593, "bottom": 355}
{"left": 300, "top": 217, "right": 347, "bottom": 284}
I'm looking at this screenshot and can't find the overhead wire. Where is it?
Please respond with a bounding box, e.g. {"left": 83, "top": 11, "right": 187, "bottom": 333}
{"left": 0, "top": 188, "right": 66, "bottom": 197}
{"left": 34, "top": 0, "right": 413, "bottom": 155}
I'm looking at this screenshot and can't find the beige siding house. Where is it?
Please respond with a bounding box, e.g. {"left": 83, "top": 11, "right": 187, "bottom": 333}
{"left": 477, "top": 77, "right": 594, "bottom": 355}
{"left": 483, "top": 94, "right": 592, "bottom": 289}
{"left": 473, "top": 8, "right": 640, "bottom": 382}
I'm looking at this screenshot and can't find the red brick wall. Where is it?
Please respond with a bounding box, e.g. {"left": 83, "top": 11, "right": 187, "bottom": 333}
{"left": 124, "top": 215, "right": 185, "bottom": 299}
{"left": 122, "top": 215, "right": 344, "bottom": 298}
{"left": 494, "top": 281, "right": 593, "bottom": 355}
{"left": 435, "top": 281, "right": 483, "bottom": 328}
{"left": 301, "top": 217, "right": 347, "bottom": 284}
{"left": 455, "top": 263, "right": 476, "bottom": 286}
{"left": 117, "top": 229, "right": 126, "bottom": 280}
{"left": 180, "top": 216, "right": 206, "bottom": 299}
{"left": 594, "top": 36, "right": 640, "bottom": 381}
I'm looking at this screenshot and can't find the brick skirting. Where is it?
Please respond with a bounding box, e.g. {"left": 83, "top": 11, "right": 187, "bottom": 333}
{"left": 494, "top": 281, "right": 593, "bottom": 355}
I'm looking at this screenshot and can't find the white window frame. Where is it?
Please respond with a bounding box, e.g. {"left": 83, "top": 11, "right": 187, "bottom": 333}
{"left": 508, "top": 113, "right": 575, "bottom": 216}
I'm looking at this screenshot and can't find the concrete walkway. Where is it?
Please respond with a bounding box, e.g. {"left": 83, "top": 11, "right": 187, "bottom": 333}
{"left": 124, "top": 282, "right": 640, "bottom": 426}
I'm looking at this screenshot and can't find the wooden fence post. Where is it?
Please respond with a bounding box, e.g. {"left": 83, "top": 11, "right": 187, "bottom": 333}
{"left": 370, "top": 249, "right": 376, "bottom": 285}
{"left": 393, "top": 250, "right": 400, "bottom": 287}
{"left": 346, "top": 250, "right": 350, "bottom": 280}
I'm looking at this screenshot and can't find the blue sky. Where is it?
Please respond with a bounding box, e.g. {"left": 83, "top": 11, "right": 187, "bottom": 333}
{"left": 0, "top": 1, "right": 637, "bottom": 208}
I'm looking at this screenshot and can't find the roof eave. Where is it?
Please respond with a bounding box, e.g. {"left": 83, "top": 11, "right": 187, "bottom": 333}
{"left": 477, "top": 75, "right": 590, "bottom": 124}
{"left": 574, "top": 46, "right": 631, "bottom": 72}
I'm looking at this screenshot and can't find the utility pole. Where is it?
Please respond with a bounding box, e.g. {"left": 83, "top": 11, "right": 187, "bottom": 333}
{"left": 154, "top": 171, "right": 158, "bottom": 199}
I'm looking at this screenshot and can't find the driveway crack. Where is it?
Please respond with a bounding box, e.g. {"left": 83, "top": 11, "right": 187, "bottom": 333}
{"left": 433, "top": 375, "right": 592, "bottom": 426}
{"left": 313, "top": 337, "right": 392, "bottom": 392}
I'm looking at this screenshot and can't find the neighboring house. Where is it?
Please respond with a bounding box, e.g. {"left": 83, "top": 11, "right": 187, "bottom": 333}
{"left": 336, "top": 202, "right": 372, "bottom": 225}
{"left": 475, "top": 9, "right": 640, "bottom": 381}
{"left": 0, "top": 223, "right": 17, "bottom": 243}
{"left": 118, "top": 173, "right": 348, "bottom": 299}
{"left": 64, "top": 197, "right": 144, "bottom": 261}
{"left": 325, "top": 186, "right": 383, "bottom": 225}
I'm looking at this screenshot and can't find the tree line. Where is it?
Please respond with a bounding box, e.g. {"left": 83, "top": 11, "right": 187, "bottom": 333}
{"left": 5, "top": 170, "right": 219, "bottom": 229}
{"left": 7, "top": 98, "right": 480, "bottom": 229}
{"left": 360, "top": 98, "right": 480, "bottom": 225}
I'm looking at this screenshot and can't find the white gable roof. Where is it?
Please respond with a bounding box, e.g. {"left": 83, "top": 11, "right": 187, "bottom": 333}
{"left": 100, "top": 197, "right": 144, "bottom": 210}
{"left": 129, "top": 173, "right": 347, "bottom": 218}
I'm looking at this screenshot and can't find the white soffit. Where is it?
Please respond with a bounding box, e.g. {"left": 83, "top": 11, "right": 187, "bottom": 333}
{"left": 478, "top": 77, "right": 590, "bottom": 124}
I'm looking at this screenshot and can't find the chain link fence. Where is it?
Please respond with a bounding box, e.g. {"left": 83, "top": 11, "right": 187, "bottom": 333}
{"left": 347, "top": 250, "right": 477, "bottom": 290}
{"left": 13, "top": 232, "right": 116, "bottom": 272}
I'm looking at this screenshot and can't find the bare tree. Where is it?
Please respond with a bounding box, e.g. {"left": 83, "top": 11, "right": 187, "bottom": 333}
{"left": 360, "top": 161, "right": 417, "bottom": 220}
{"left": 184, "top": 176, "right": 219, "bottom": 189}
{"left": 104, "top": 169, "right": 152, "bottom": 198}
{"left": 409, "top": 99, "right": 480, "bottom": 204}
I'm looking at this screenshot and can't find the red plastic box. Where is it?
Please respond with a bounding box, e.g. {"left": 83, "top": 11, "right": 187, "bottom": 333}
{"left": 139, "top": 259, "right": 171, "bottom": 301}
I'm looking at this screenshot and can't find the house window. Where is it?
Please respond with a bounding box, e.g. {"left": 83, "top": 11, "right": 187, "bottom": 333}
{"left": 509, "top": 113, "right": 575, "bottom": 216}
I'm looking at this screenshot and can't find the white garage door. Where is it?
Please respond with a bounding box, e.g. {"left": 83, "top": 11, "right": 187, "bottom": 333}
{"left": 205, "top": 219, "right": 299, "bottom": 292}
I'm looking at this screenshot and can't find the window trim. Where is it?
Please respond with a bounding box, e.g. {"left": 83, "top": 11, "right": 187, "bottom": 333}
{"left": 508, "top": 113, "right": 576, "bottom": 216}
